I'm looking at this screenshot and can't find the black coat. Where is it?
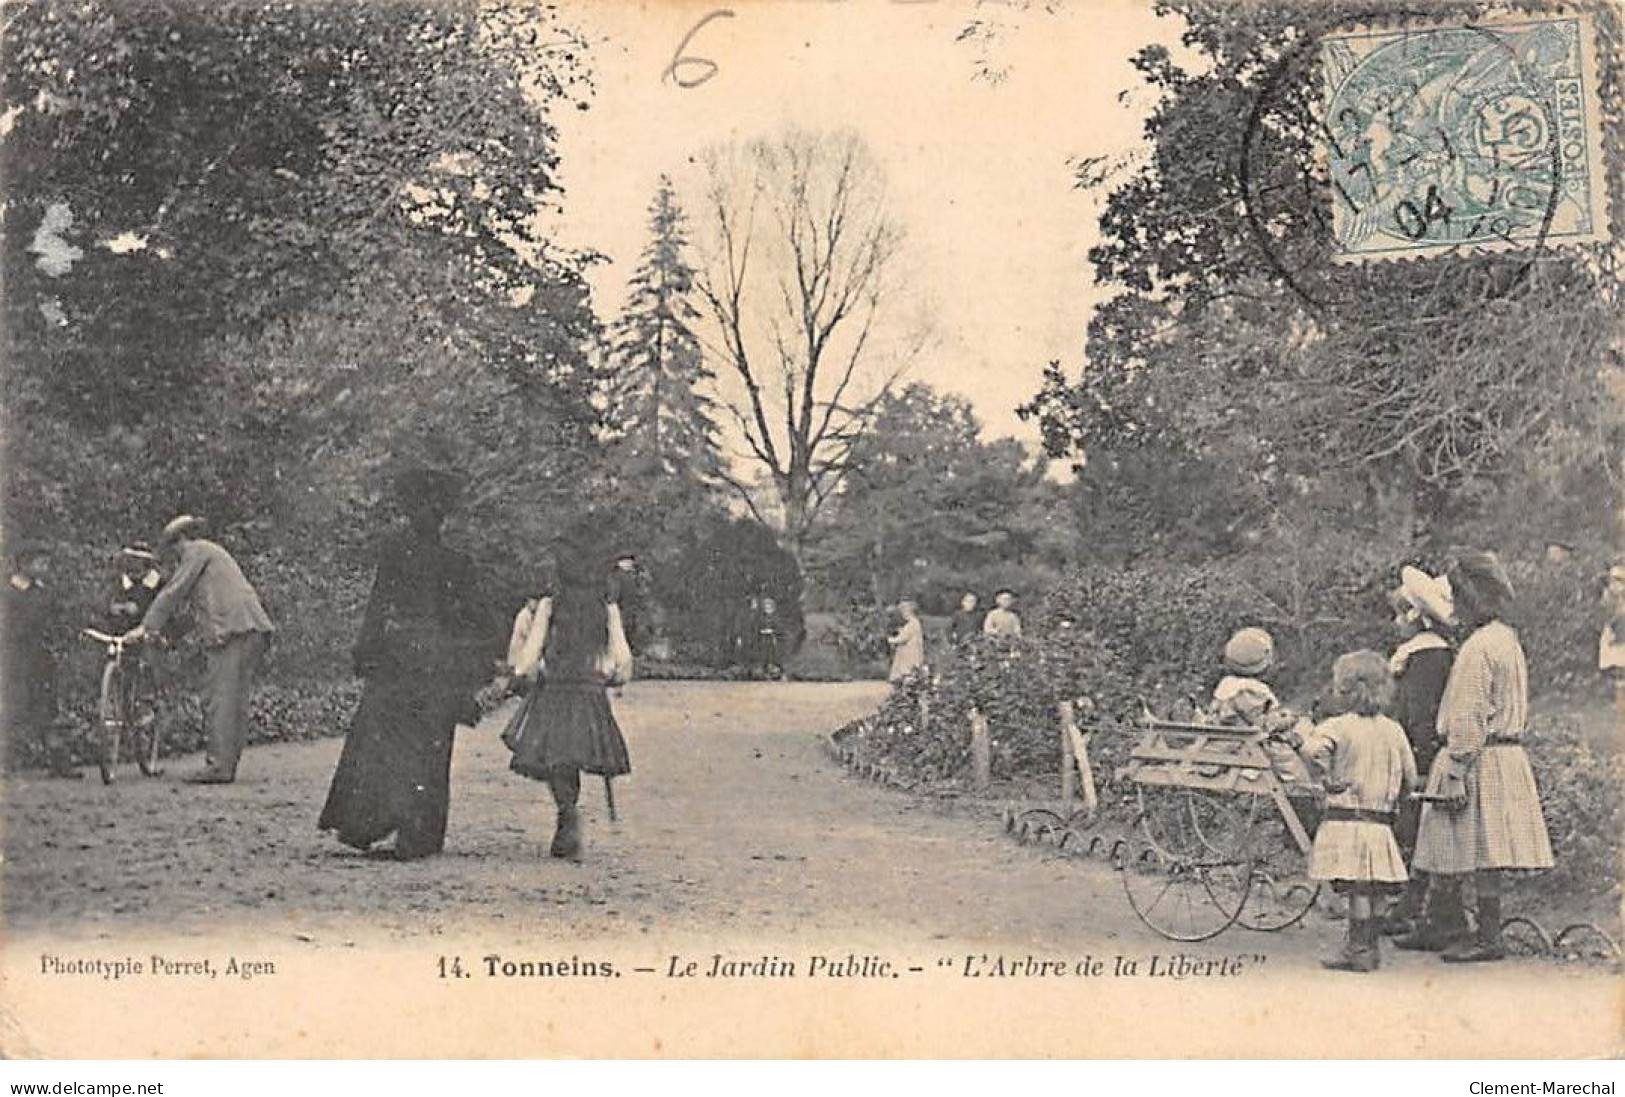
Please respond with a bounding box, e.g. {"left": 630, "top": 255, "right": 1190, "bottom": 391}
{"left": 1394, "top": 643, "right": 1452, "bottom": 773}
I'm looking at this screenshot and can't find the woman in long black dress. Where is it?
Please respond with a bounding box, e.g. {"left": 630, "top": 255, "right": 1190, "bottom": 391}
{"left": 503, "top": 541, "right": 631, "bottom": 860}
{"left": 318, "top": 467, "right": 489, "bottom": 860}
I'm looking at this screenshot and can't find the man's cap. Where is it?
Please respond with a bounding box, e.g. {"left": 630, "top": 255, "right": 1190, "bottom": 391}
{"left": 161, "top": 515, "right": 207, "bottom": 543}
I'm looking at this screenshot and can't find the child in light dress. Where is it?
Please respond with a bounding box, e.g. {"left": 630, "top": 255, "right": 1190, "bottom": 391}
{"left": 1278, "top": 650, "right": 1418, "bottom": 972}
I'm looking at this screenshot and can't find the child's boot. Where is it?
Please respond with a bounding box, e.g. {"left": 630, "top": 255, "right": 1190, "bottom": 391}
{"left": 547, "top": 768, "right": 583, "bottom": 861}
{"left": 1395, "top": 877, "right": 1465, "bottom": 951}
{"left": 1359, "top": 917, "right": 1382, "bottom": 971}
{"left": 1383, "top": 876, "right": 1427, "bottom": 936}
{"left": 1442, "top": 894, "right": 1505, "bottom": 963}
{"left": 1322, "top": 917, "right": 1369, "bottom": 971}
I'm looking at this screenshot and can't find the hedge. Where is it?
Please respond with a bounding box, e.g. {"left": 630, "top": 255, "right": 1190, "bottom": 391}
{"left": 835, "top": 551, "right": 1623, "bottom": 911}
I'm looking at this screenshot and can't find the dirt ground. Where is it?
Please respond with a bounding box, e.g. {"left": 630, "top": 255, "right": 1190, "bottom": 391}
{"left": 2, "top": 680, "right": 1619, "bottom": 1058}
{"left": 0, "top": 679, "right": 1598, "bottom": 960}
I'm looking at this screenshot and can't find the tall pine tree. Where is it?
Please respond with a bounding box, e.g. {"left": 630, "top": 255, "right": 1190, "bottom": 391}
{"left": 604, "top": 177, "right": 725, "bottom": 518}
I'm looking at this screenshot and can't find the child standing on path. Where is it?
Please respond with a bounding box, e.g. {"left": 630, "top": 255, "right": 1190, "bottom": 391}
{"left": 503, "top": 538, "right": 633, "bottom": 861}
{"left": 1410, "top": 549, "right": 1553, "bottom": 963}
{"left": 1281, "top": 651, "right": 1418, "bottom": 972}
{"left": 886, "top": 599, "right": 926, "bottom": 684}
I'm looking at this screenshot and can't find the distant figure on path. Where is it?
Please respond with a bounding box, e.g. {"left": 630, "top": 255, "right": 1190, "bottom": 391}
{"left": 123, "top": 516, "right": 273, "bottom": 783}
{"left": 982, "top": 589, "right": 1022, "bottom": 639}
{"left": 755, "top": 595, "right": 784, "bottom": 679}
{"left": 1600, "top": 558, "right": 1625, "bottom": 707}
{"left": 503, "top": 537, "right": 633, "bottom": 860}
{"left": 948, "top": 592, "right": 982, "bottom": 646}
{"left": 606, "top": 553, "right": 647, "bottom": 653}
{"left": 887, "top": 599, "right": 926, "bottom": 683}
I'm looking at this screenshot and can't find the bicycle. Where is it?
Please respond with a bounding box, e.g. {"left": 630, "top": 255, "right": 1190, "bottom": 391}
{"left": 81, "top": 627, "right": 163, "bottom": 785}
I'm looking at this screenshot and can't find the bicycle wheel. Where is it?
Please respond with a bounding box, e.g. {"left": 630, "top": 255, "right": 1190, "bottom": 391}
{"left": 97, "top": 659, "right": 124, "bottom": 785}
{"left": 1121, "top": 809, "right": 1251, "bottom": 942}
{"left": 130, "top": 661, "right": 163, "bottom": 777}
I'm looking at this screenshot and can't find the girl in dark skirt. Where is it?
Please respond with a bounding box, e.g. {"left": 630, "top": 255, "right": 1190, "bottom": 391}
{"left": 502, "top": 545, "right": 632, "bottom": 860}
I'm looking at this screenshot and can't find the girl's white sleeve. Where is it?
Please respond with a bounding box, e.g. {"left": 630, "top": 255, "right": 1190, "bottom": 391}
{"left": 506, "top": 603, "right": 534, "bottom": 672}
{"left": 515, "top": 598, "right": 552, "bottom": 677}
{"left": 606, "top": 602, "right": 634, "bottom": 685}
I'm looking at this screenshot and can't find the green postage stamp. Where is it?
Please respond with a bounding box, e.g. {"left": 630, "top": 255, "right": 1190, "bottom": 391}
{"left": 1321, "top": 13, "right": 1608, "bottom": 262}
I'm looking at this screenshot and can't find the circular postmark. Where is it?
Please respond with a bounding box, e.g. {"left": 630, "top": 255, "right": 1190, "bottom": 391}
{"left": 1240, "top": 11, "right": 1571, "bottom": 311}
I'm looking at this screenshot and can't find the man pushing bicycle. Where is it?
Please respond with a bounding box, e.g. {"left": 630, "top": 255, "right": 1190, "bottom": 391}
{"left": 120, "top": 516, "right": 274, "bottom": 784}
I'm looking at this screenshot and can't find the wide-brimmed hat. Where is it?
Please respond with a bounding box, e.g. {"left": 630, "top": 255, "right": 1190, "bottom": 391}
{"left": 160, "top": 514, "right": 207, "bottom": 544}
{"left": 117, "top": 543, "right": 159, "bottom": 565}
{"left": 1396, "top": 565, "right": 1455, "bottom": 628}
{"left": 1223, "top": 627, "right": 1275, "bottom": 675}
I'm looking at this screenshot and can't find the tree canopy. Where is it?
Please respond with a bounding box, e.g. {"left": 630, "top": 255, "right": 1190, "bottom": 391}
{"left": 1024, "top": 0, "right": 1623, "bottom": 547}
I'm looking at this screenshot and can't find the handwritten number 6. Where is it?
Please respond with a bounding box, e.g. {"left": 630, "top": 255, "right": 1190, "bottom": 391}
{"left": 666, "top": 9, "right": 735, "bottom": 89}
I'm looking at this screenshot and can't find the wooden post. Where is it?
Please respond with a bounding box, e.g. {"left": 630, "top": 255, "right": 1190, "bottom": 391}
{"left": 1059, "top": 698, "right": 1099, "bottom": 817}
{"left": 969, "top": 708, "right": 991, "bottom": 791}
{"left": 1058, "top": 700, "right": 1077, "bottom": 804}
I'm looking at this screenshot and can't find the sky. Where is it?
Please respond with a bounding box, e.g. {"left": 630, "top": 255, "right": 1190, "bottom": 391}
{"left": 548, "top": 0, "right": 1180, "bottom": 448}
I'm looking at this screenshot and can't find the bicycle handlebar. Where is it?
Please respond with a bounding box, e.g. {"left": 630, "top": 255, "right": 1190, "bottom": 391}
{"left": 82, "top": 627, "right": 143, "bottom": 653}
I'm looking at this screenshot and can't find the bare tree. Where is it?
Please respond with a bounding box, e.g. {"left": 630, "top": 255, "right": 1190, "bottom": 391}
{"left": 694, "top": 129, "right": 921, "bottom": 566}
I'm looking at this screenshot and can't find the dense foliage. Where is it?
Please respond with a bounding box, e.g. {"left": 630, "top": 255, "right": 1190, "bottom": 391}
{"left": 1022, "top": 0, "right": 1623, "bottom": 554}
{"left": 650, "top": 514, "right": 806, "bottom": 669}
{"left": 1, "top": 0, "right": 607, "bottom": 750}
{"left": 806, "top": 383, "right": 1068, "bottom": 609}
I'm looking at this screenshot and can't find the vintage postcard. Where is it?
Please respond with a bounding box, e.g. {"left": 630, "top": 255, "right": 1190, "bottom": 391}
{"left": 1, "top": 0, "right": 1620, "bottom": 1060}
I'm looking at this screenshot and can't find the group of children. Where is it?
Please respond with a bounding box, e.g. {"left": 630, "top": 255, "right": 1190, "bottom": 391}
{"left": 1206, "top": 549, "right": 1554, "bottom": 972}
{"left": 885, "top": 589, "right": 1024, "bottom": 684}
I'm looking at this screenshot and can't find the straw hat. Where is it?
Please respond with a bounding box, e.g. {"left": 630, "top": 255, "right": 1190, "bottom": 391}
{"left": 1396, "top": 565, "right": 1455, "bottom": 627}
{"left": 1222, "top": 627, "right": 1275, "bottom": 675}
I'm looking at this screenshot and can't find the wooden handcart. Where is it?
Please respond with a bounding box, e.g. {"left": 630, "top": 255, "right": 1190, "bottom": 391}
{"left": 1116, "top": 717, "right": 1323, "bottom": 942}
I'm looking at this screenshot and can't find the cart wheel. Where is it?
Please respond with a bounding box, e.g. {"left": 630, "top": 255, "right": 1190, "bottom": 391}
{"left": 1135, "top": 786, "right": 1252, "bottom": 862}
{"left": 1236, "top": 806, "right": 1320, "bottom": 932}
{"left": 1120, "top": 811, "right": 1251, "bottom": 942}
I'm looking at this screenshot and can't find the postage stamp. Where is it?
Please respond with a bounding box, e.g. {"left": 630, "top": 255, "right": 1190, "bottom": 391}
{"left": 1320, "top": 13, "right": 1608, "bottom": 263}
